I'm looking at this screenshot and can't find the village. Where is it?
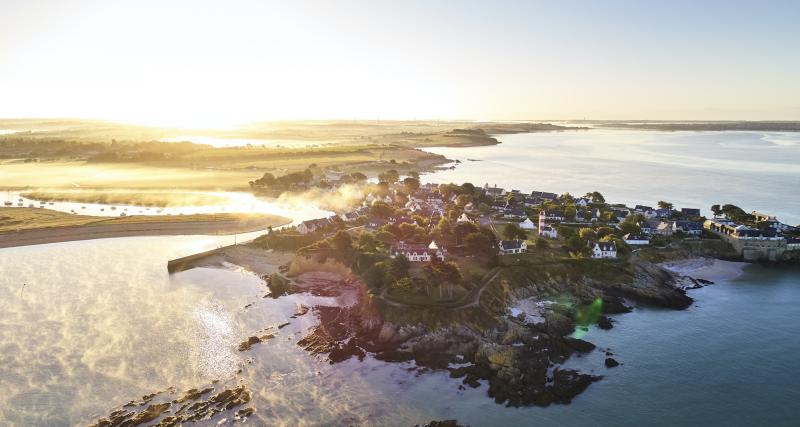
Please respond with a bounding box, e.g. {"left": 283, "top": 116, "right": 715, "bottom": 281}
{"left": 253, "top": 170, "right": 799, "bottom": 307}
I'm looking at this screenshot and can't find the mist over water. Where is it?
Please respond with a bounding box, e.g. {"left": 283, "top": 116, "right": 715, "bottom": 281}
{"left": 425, "top": 129, "right": 800, "bottom": 224}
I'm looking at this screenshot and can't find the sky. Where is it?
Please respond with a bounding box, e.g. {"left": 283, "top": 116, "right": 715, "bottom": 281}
{"left": 1, "top": 0, "right": 799, "bottom": 128}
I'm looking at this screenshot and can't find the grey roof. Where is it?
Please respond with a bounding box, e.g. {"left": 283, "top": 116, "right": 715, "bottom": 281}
{"left": 675, "top": 220, "right": 703, "bottom": 231}
{"left": 499, "top": 240, "right": 525, "bottom": 250}
{"left": 623, "top": 233, "right": 648, "bottom": 241}
{"left": 531, "top": 191, "right": 557, "bottom": 200}
{"left": 589, "top": 241, "right": 617, "bottom": 251}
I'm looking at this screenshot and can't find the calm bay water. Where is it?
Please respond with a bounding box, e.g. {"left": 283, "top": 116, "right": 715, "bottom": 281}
{"left": 1, "top": 129, "right": 799, "bottom": 426}
{"left": 425, "top": 129, "right": 800, "bottom": 225}
{"left": 0, "top": 236, "right": 797, "bottom": 426}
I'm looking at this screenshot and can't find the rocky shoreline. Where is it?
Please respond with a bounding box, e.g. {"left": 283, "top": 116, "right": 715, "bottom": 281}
{"left": 89, "top": 251, "right": 719, "bottom": 426}
{"left": 232, "top": 254, "right": 698, "bottom": 408}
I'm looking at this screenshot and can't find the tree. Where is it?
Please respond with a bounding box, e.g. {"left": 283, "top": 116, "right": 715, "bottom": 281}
{"left": 357, "top": 232, "right": 381, "bottom": 253}
{"left": 351, "top": 172, "right": 367, "bottom": 182}
{"left": 408, "top": 171, "right": 420, "bottom": 180}
{"left": 465, "top": 232, "right": 492, "bottom": 255}
{"left": 378, "top": 169, "right": 400, "bottom": 183}
{"left": 564, "top": 206, "right": 577, "bottom": 221}
{"left": 710, "top": 204, "right": 722, "bottom": 218}
{"left": 424, "top": 260, "right": 463, "bottom": 299}
{"left": 536, "top": 238, "right": 550, "bottom": 249}
{"left": 502, "top": 223, "right": 527, "bottom": 240}
{"left": 590, "top": 191, "right": 605, "bottom": 204}
{"left": 657, "top": 201, "right": 673, "bottom": 210}
{"left": 579, "top": 228, "right": 597, "bottom": 241}
{"left": 456, "top": 194, "right": 471, "bottom": 207}
{"left": 403, "top": 177, "right": 420, "bottom": 193}
{"left": 566, "top": 235, "right": 585, "bottom": 252}
{"left": 392, "top": 277, "right": 414, "bottom": 294}
{"left": 618, "top": 221, "right": 641, "bottom": 235}
{"left": 369, "top": 202, "right": 393, "bottom": 218}
{"left": 364, "top": 262, "right": 389, "bottom": 290}
{"left": 331, "top": 231, "right": 353, "bottom": 255}
{"left": 596, "top": 227, "right": 614, "bottom": 239}
{"left": 387, "top": 255, "right": 410, "bottom": 281}
{"left": 460, "top": 182, "right": 476, "bottom": 195}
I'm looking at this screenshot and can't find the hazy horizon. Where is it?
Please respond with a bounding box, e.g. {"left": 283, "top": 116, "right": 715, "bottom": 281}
{"left": 2, "top": 0, "right": 799, "bottom": 129}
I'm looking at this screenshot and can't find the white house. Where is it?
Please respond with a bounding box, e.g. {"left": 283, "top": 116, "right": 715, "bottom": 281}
{"left": 540, "top": 225, "right": 558, "bottom": 239}
{"left": 519, "top": 217, "right": 537, "bottom": 230}
{"left": 297, "top": 220, "right": 315, "bottom": 234}
{"left": 588, "top": 241, "right": 617, "bottom": 259}
{"left": 623, "top": 233, "right": 650, "bottom": 245}
{"left": 575, "top": 198, "right": 590, "bottom": 207}
{"left": 390, "top": 241, "right": 445, "bottom": 262}
{"left": 498, "top": 240, "right": 527, "bottom": 255}
{"left": 457, "top": 213, "right": 471, "bottom": 223}
{"left": 339, "top": 211, "right": 360, "bottom": 222}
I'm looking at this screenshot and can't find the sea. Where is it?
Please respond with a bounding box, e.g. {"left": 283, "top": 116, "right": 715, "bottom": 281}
{"left": 0, "top": 129, "right": 798, "bottom": 426}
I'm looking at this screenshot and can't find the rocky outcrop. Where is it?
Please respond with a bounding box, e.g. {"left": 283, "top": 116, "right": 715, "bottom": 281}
{"left": 89, "top": 384, "right": 253, "bottom": 426}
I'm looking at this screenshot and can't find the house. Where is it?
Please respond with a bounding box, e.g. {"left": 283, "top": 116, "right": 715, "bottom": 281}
{"left": 339, "top": 211, "right": 360, "bottom": 222}
{"left": 654, "top": 208, "right": 674, "bottom": 218}
{"left": 297, "top": 219, "right": 318, "bottom": 234}
{"left": 623, "top": 233, "right": 650, "bottom": 245}
{"left": 787, "top": 238, "right": 800, "bottom": 251}
{"left": 530, "top": 191, "right": 557, "bottom": 201}
{"left": 575, "top": 198, "right": 590, "bottom": 207}
{"left": 483, "top": 184, "right": 506, "bottom": 197}
{"left": 673, "top": 220, "right": 703, "bottom": 236}
{"left": 519, "top": 217, "right": 537, "bottom": 230}
{"left": 387, "top": 215, "right": 411, "bottom": 225}
{"left": 297, "top": 217, "right": 335, "bottom": 234}
{"left": 752, "top": 211, "right": 777, "bottom": 222}
{"left": 539, "top": 210, "right": 564, "bottom": 222}
{"left": 457, "top": 213, "right": 471, "bottom": 223}
{"left": 641, "top": 218, "right": 662, "bottom": 235}
{"left": 498, "top": 239, "right": 527, "bottom": 255}
{"left": 655, "top": 221, "right": 673, "bottom": 236}
{"left": 634, "top": 205, "right": 653, "bottom": 213}
{"left": 612, "top": 210, "right": 629, "bottom": 223}
{"left": 503, "top": 206, "right": 526, "bottom": 218}
{"left": 366, "top": 219, "right": 386, "bottom": 231}
{"left": 540, "top": 225, "right": 558, "bottom": 239}
{"left": 390, "top": 241, "right": 445, "bottom": 262}
{"left": 588, "top": 241, "right": 617, "bottom": 259}
{"left": 681, "top": 208, "right": 701, "bottom": 217}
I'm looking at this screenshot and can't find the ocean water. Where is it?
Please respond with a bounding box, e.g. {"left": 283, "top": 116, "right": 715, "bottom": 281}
{"left": 0, "top": 235, "right": 797, "bottom": 426}
{"left": 425, "top": 129, "right": 800, "bottom": 225}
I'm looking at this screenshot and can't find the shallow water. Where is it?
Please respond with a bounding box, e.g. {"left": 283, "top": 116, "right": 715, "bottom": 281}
{"left": 425, "top": 129, "right": 800, "bottom": 225}
{"left": 4, "top": 190, "right": 329, "bottom": 224}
